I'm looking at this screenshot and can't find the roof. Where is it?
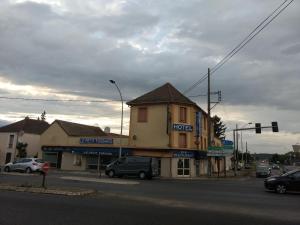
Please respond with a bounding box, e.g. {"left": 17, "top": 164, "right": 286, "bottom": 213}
{"left": 106, "top": 132, "right": 128, "bottom": 138}
{"left": 127, "top": 83, "right": 200, "bottom": 108}
{"left": 0, "top": 118, "right": 49, "bottom": 135}
{"left": 55, "top": 120, "right": 106, "bottom": 137}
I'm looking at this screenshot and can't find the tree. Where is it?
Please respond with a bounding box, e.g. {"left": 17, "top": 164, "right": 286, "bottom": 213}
{"left": 213, "top": 115, "right": 227, "bottom": 140}
{"left": 16, "top": 142, "right": 28, "bottom": 158}
{"left": 41, "top": 110, "right": 46, "bottom": 121}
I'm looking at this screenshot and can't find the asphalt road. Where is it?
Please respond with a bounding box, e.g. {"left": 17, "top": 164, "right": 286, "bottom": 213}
{"left": 0, "top": 171, "right": 300, "bottom": 225}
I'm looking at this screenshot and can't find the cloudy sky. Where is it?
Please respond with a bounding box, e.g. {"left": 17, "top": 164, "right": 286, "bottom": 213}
{"left": 0, "top": 0, "right": 299, "bottom": 154}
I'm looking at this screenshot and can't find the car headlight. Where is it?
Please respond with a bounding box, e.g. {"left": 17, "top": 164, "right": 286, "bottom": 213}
{"left": 267, "top": 178, "right": 276, "bottom": 182}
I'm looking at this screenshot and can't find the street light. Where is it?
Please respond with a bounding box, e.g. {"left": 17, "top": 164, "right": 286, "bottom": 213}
{"left": 109, "top": 80, "right": 124, "bottom": 159}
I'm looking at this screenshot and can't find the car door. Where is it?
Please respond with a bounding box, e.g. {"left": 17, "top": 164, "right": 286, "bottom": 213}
{"left": 117, "top": 158, "right": 128, "bottom": 175}
{"left": 289, "top": 171, "right": 300, "bottom": 191}
{"left": 16, "top": 158, "right": 27, "bottom": 171}
{"left": 10, "top": 160, "right": 20, "bottom": 171}
{"left": 21, "top": 159, "right": 32, "bottom": 171}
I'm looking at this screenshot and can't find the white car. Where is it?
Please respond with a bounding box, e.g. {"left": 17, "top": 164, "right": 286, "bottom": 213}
{"left": 4, "top": 158, "right": 45, "bottom": 173}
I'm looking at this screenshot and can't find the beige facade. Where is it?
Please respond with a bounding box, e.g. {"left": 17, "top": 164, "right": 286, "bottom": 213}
{"left": 129, "top": 103, "right": 210, "bottom": 151}
{"left": 0, "top": 132, "right": 42, "bottom": 166}
{"left": 40, "top": 120, "right": 129, "bottom": 171}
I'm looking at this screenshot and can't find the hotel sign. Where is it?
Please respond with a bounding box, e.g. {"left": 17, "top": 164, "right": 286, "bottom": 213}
{"left": 173, "top": 124, "right": 193, "bottom": 132}
{"left": 80, "top": 137, "right": 113, "bottom": 145}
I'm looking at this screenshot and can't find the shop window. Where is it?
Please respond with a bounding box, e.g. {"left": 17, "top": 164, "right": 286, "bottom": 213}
{"left": 138, "top": 107, "right": 148, "bottom": 122}
{"left": 179, "top": 107, "right": 187, "bottom": 123}
{"left": 179, "top": 133, "right": 187, "bottom": 148}
{"left": 8, "top": 135, "right": 14, "bottom": 148}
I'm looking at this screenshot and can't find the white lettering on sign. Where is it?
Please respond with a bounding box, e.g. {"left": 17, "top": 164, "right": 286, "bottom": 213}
{"left": 173, "top": 124, "right": 193, "bottom": 132}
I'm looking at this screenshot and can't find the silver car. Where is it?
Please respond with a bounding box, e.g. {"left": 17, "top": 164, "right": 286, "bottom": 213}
{"left": 4, "top": 158, "right": 45, "bottom": 173}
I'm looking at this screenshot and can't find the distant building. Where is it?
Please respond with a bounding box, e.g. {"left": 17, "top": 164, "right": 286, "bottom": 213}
{"left": 0, "top": 117, "right": 49, "bottom": 165}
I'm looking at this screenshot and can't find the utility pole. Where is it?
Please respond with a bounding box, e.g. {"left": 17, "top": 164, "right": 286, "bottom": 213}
{"left": 236, "top": 124, "right": 239, "bottom": 172}
{"left": 245, "top": 141, "right": 248, "bottom": 164}
{"left": 207, "top": 68, "right": 211, "bottom": 176}
{"left": 233, "top": 129, "right": 236, "bottom": 176}
{"left": 241, "top": 131, "right": 243, "bottom": 164}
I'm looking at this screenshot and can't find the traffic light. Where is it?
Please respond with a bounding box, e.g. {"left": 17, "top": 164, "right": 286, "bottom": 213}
{"left": 272, "top": 122, "right": 279, "bottom": 132}
{"left": 255, "top": 123, "right": 261, "bottom": 134}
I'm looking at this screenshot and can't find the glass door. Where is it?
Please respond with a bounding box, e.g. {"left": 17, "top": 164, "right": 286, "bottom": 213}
{"left": 177, "top": 158, "right": 190, "bottom": 177}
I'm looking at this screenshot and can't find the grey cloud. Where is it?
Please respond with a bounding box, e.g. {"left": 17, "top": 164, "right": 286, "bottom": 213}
{"left": 281, "top": 43, "right": 300, "bottom": 55}
{"left": 0, "top": 0, "right": 299, "bottom": 152}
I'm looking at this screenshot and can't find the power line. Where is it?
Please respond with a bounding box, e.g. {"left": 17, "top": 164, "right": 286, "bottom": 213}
{"left": 183, "top": 0, "right": 294, "bottom": 94}
{"left": 0, "top": 96, "right": 131, "bottom": 103}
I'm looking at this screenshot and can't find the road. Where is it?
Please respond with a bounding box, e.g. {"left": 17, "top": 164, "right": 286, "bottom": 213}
{"left": 0, "top": 171, "right": 299, "bottom": 225}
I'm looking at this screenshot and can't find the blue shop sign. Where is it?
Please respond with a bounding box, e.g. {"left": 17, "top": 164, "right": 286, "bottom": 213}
{"left": 80, "top": 137, "right": 113, "bottom": 144}
{"left": 173, "top": 151, "right": 195, "bottom": 158}
{"left": 173, "top": 124, "right": 193, "bottom": 132}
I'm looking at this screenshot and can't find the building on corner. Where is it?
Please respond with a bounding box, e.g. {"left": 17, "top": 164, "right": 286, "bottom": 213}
{"left": 127, "top": 82, "right": 220, "bottom": 178}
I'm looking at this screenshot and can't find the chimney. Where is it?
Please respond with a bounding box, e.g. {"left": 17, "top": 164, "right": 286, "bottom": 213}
{"left": 104, "top": 127, "right": 111, "bottom": 134}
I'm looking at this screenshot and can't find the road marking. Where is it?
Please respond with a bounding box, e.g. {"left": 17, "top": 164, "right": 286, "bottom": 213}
{"left": 60, "top": 176, "right": 140, "bottom": 185}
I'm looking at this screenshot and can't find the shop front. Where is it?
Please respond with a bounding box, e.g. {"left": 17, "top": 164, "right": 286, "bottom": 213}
{"left": 132, "top": 148, "right": 207, "bottom": 178}
{"left": 42, "top": 146, "right": 132, "bottom": 171}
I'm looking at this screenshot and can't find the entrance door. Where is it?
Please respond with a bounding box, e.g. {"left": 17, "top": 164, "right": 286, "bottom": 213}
{"left": 5, "top": 153, "right": 12, "bottom": 164}
{"left": 177, "top": 158, "right": 190, "bottom": 177}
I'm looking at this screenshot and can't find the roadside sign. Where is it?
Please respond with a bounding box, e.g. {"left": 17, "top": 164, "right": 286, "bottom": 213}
{"left": 42, "top": 162, "right": 50, "bottom": 174}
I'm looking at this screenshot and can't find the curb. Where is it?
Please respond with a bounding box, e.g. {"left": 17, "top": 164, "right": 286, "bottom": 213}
{"left": 60, "top": 176, "right": 140, "bottom": 185}
{"left": 0, "top": 185, "right": 96, "bottom": 196}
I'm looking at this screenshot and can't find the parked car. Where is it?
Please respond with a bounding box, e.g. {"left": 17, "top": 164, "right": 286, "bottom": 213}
{"left": 105, "top": 156, "right": 159, "bottom": 179}
{"left": 4, "top": 158, "right": 45, "bottom": 173}
{"left": 256, "top": 165, "right": 271, "bottom": 178}
{"left": 264, "top": 169, "right": 300, "bottom": 194}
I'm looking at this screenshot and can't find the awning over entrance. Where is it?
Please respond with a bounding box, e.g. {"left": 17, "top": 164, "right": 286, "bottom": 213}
{"left": 42, "top": 146, "right": 132, "bottom": 156}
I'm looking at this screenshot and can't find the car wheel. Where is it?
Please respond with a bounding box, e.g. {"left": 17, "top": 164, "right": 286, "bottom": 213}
{"left": 4, "top": 167, "right": 10, "bottom": 172}
{"left": 276, "top": 184, "right": 286, "bottom": 194}
{"left": 108, "top": 170, "right": 115, "bottom": 178}
{"left": 25, "top": 167, "right": 32, "bottom": 174}
{"left": 139, "top": 171, "right": 146, "bottom": 180}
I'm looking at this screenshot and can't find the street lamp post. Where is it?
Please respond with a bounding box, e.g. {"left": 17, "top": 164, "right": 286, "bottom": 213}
{"left": 109, "top": 80, "right": 123, "bottom": 159}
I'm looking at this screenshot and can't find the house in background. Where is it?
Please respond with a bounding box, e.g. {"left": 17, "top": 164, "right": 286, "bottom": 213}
{"left": 0, "top": 117, "right": 49, "bottom": 166}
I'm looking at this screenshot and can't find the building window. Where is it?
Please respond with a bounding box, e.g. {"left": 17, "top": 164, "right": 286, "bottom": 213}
{"left": 179, "top": 133, "right": 187, "bottom": 148}
{"left": 204, "top": 138, "right": 207, "bottom": 149}
{"left": 179, "top": 107, "right": 187, "bottom": 123}
{"left": 204, "top": 117, "right": 207, "bottom": 130}
{"left": 8, "top": 135, "right": 14, "bottom": 148}
{"left": 138, "top": 107, "right": 148, "bottom": 122}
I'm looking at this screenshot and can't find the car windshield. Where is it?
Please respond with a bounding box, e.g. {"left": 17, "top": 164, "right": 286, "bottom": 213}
{"left": 256, "top": 166, "right": 269, "bottom": 171}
